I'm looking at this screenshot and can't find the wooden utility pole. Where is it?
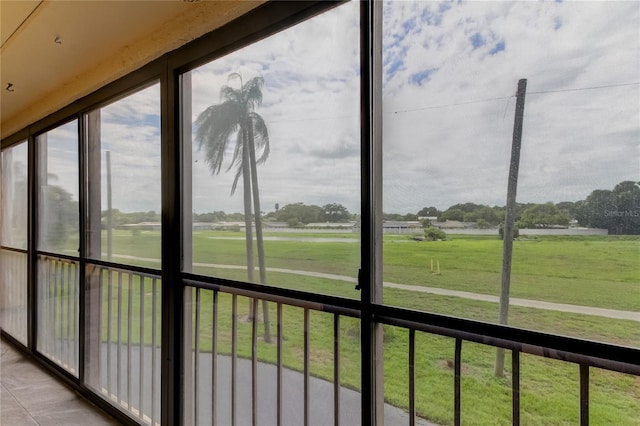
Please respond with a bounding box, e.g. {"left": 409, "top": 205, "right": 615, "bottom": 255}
{"left": 495, "top": 79, "right": 527, "bottom": 377}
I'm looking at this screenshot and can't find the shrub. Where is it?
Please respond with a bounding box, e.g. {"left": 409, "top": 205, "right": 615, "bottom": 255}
{"left": 499, "top": 223, "right": 519, "bottom": 239}
{"left": 424, "top": 227, "right": 447, "bottom": 241}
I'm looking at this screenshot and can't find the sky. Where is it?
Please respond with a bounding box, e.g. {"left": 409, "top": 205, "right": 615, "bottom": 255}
{"left": 380, "top": 0, "right": 639, "bottom": 213}
{"left": 36, "top": 86, "right": 162, "bottom": 215}
{"left": 36, "top": 0, "right": 640, "bottom": 215}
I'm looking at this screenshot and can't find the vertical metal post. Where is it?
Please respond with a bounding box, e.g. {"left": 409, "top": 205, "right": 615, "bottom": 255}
{"left": 73, "top": 261, "right": 78, "bottom": 369}
{"left": 194, "top": 287, "right": 201, "bottom": 425}
{"left": 117, "top": 271, "right": 122, "bottom": 402}
{"left": 183, "top": 285, "right": 193, "bottom": 425}
{"left": 76, "top": 114, "right": 85, "bottom": 380}
{"left": 304, "top": 308, "right": 310, "bottom": 426}
{"left": 42, "top": 257, "right": 49, "bottom": 354}
{"left": 409, "top": 329, "right": 416, "bottom": 426}
{"left": 139, "top": 274, "right": 145, "bottom": 419}
{"left": 57, "top": 260, "right": 61, "bottom": 361}
{"left": 180, "top": 70, "right": 194, "bottom": 426}
{"left": 231, "top": 294, "right": 237, "bottom": 426}
{"left": 58, "top": 259, "right": 64, "bottom": 361}
{"left": 53, "top": 260, "right": 59, "bottom": 359}
{"left": 58, "top": 260, "right": 64, "bottom": 362}
{"left": 45, "top": 258, "right": 51, "bottom": 357}
{"left": 333, "top": 313, "right": 341, "bottom": 426}
{"left": 211, "top": 291, "right": 218, "bottom": 426}
{"left": 580, "top": 364, "right": 589, "bottom": 426}
{"left": 496, "top": 79, "right": 527, "bottom": 376}
{"left": 127, "top": 273, "right": 133, "bottom": 410}
{"left": 152, "top": 277, "right": 158, "bottom": 425}
{"left": 27, "top": 132, "right": 37, "bottom": 354}
{"left": 40, "top": 257, "right": 47, "bottom": 354}
{"left": 512, "top": 350, "right": 520, "bottom": 425}
{"left": 85, "top": 109, "right": 102, "bottom": 387}
{"left": 360, "top": 1, "right": 385, "bottom": 424}
{"left": 43, "top": 258, "right": 50, "bottom": 356}
{"left": 66, "top": 262, "right": 72, "bottom": 367}
{"left": 277, "top": 303, "right": 283, "bottom": 426}
{"left": 32, "top": 133, "right": 47, "bottom": 354}
{"left": 252, "top": 298, "right": 258, "bottom": 426}
{"left": 97, "top": 267, "right": 104, "bottom": 389}
{"left": 107, "top": 268, "right": 113, "bottom": 395}
{"left": 161, "top": 57, "right": 185, "bottom": 426}
{"left": 454, "top": 339, "right": 462, "bottom": 426}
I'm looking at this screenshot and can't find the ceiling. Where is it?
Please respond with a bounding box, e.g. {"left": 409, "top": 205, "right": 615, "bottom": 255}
{"left": 1, "top": 0, "right": 263, "bottom": 139}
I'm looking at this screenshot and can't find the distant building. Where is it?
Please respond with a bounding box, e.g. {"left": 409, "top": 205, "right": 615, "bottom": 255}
{"left": 121, "top": 222, "right": 161, "bottom": 231}
{"left": 263, "top": 222, "right": 289, "bottom": 229}
{"left": 306, "top": 222, "right": 356, "bottom": 229}
{"left": 435, "top": 220, "right": 466, "bottom": 229}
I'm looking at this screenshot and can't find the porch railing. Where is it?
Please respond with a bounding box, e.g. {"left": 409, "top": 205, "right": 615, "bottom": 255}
{"left": 86, "top": 263, "right": 162, "bottom": 426}
{"left": 37, "top": 254, "right": 79, "bottom": 374}
{"left": 5, "top": 256, "right": 639, "bottom": 425}
{"left": 33, "top": 254, "right": 161, "bottom": 425}
{"left": 0, "top": 248, "right": 28, "bottom": 345}
{"left": 183, "top": 278, "right": 362, "bottom": 426}
{"left": 182, "top": 276, "right": 639, "bottom": 426}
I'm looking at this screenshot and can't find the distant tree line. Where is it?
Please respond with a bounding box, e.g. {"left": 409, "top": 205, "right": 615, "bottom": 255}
{"left": 419, "top": 180, "right": 639, "bottom": 235}
{"left": 95, "top": 180, "right": 638, "bottom": 235}
{"left": 574, "top": 181, "right": 639, "bottom": 235}
{"left": 383, "top": 212, "right": 419, "bottom": 221}
{"left": 42, "top": 185, "right": 79, "bottom": 250}
{"left": 433, "top": 203, "right": 504, "bottom": 228}
{"left": 264, "top": 202, "right": 354, "bottom": 227}
{"left": 193, "top": 210, "right": 244, "bottom": 223}
{"left": 101, "top": 209, "right": 160, "bottom": 229}
{"left": 192, "top": 202, "right": 355, "bottom": 228}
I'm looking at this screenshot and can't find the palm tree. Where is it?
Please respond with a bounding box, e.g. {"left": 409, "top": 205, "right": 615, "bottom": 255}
{"left": 195, "top": 73, "right": 272, "bottom": 342}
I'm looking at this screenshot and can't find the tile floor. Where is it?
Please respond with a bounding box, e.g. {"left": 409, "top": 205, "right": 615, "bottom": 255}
{"left": 0, "top": 337, "right": 118, "bottom": 426}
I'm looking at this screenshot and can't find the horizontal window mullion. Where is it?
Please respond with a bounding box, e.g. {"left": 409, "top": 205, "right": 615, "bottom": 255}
{"left": 0, "top": 246, "right": 28, "bottom": 254}
{"left": 84, "top": 258, "right": 161, "bottom": 279}
{"left": 183, "top": 274, "right": 361, "bottom": 318}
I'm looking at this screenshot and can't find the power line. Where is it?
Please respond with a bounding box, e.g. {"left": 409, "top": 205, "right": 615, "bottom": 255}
{"left": 268, "top": 114, "right": 353, "bottom": 124}
{"left": 388, "top": 95, "right": 513, "bottom": 115}
{"left": 527, "top": 81, "right": 640, "bottom": 95}
{"left": 265, "top": 81, "right": 640, "bottom": 122}
{"left": 387, "top": 81, "right": 639, "bottom": 115}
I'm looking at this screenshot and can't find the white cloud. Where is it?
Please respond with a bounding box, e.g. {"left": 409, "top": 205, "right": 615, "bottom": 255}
{"left": 381, "top": 0, "right": 639, "bottom": 212}
{"left": 31, "top": 84, "right": 164, "bottom": 214}
{"left": 99, "top": 83, "right": 162, "bottom": 213}
{"left": 40, "top": 120, "right": 80, "bottom": 201}
{"left": 188, "top": 1, "right": 361, "bottom": 214}
{"left": 43, "top": 1, "right": 636, "bottom": 216}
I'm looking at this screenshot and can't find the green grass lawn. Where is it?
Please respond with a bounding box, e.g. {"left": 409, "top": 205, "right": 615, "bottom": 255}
{"left": 94, "top": 230, "right": 639, "bottom": 425}
{"left": 383, "top": 235, "right": 640, "bottom": 311}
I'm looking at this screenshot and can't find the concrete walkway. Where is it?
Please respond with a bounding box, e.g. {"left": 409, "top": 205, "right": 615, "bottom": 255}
{"left": 94, "top": 342, "right": 436, "bottom": 426}
{"left": 384, "top": 282, "right": 640, "bottom": 321}
{"left": 188, "top": 352, "right": 435, "bottom": 426}
{"left": 0, "top": 338, "right": 117, "bottom": 426}
{"left": 191, "top": 261, "right": 640, "bottom": 322}
{"left": 106, "top": 254, "right": 640, "bottom": 322}
{"left": 1, "top": 337, "right": 436, "bottom": 426}
{"left": 111, "top": 253, "right": 639, "bottom": 321}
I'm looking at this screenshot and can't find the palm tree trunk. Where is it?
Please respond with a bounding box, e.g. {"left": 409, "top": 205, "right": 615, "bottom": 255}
{"left": 241, "top": 132, "right": 255, "bottom": 320}
{"left": 247, "top": 121, "right": 272, "bottom": 343}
